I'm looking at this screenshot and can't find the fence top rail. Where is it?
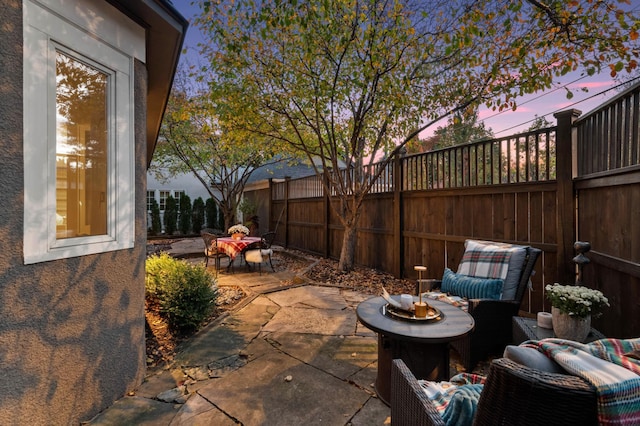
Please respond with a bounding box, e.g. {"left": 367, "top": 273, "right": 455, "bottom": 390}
{"left": 400, "top": 126, "right": 558, "bottom": 161}
{"left": 574, "top": 79, "right": 640, "bottom": 125}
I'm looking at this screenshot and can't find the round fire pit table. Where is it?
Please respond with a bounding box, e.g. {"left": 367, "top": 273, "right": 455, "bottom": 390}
{"left": 356, "top": 296, "right": 474, "bottom": 405}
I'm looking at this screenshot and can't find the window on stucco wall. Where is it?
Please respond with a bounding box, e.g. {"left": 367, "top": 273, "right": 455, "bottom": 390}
{"left": 23, "top": 0, "right": 145, "bottom": 264}
{"left": 55, "top": 50, "right": 109, "bottom": 239}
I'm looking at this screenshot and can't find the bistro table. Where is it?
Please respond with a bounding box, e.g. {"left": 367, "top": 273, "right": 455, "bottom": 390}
{"left": 216, "top": 236, "right": 262, "bottom": 270}
{"left": 356, "top": 296, "right": 475, "bottom": 405}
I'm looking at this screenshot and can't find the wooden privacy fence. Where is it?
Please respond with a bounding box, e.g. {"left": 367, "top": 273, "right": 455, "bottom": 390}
{"left": 256, "top": 83, "right": 640, "bottom": 339}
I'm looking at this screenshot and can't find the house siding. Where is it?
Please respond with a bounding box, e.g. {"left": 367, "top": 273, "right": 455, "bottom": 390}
{"left": 0, "top": 3, "right": 147, "bottom": 424}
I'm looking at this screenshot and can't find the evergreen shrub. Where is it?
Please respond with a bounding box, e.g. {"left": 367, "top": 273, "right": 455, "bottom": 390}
{"left": 145, "top": 253, "right": 217, "bottom": 332}
{"left": 179, "top": 194, "right": 192, "bottom": 235}
{"left": 192, "top": 197, "right": 205, "bottom": 234}
{"left": 164, "top": 196, "right": 178, "bottom": 235}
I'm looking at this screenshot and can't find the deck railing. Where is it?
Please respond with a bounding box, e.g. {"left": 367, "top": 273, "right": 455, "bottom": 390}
{"left": 577, "top": 84, "right": 640, "bottom": 176}
{"left": 403, "top": 128, "right": 556, "bottom": 191}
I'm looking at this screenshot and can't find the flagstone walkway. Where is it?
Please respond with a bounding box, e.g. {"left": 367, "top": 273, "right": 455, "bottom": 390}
{"left": 88, "top": 242, "right": 390, "bottom": 425}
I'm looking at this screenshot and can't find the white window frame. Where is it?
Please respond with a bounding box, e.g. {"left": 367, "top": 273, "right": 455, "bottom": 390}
{"left": 147, "top": 190, "right": 156, "bottom": 212}
{"left": 159, "top": 191, "right": 171, "bottom": 211}
{"left": 23, "top": 0, "right": 144, "bottom": 264}
{"left": 174, "top": 190, "right": 185, "bottom": 210}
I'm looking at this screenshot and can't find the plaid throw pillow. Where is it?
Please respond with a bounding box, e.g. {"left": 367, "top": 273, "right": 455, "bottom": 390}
{"left": 457, "top": 240, "right": 518, "bottom": 280}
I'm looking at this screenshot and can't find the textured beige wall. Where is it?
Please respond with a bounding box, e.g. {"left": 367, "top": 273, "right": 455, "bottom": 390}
{"left": 0, "top": 3, "right": 147, "bottom": 424}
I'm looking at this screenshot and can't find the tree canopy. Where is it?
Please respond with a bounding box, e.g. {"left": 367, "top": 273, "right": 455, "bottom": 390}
{"left": 153, "top": 66, "right": 285, "bottom": 231}
{"left": 194, "top": 0, "right": 639, "bottom": 271}
{"left": 407, "top": 107, "right": 494, "bottom": 154}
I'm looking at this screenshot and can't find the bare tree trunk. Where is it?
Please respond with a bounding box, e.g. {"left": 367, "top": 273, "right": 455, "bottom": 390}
{"left": 338, "top": 222, "right": 358, "bottom": 272}
{"left": 222, "top": 209, "right": 235, "bottom": 234}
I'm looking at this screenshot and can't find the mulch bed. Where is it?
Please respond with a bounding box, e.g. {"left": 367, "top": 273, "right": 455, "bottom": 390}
{"left": 145, "top": 285, "right": 246, "bottom": 369}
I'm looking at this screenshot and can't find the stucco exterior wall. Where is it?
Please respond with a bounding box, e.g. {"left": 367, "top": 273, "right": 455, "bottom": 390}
{"left": 0, "top": 3, "right": 147, "bottom": 424}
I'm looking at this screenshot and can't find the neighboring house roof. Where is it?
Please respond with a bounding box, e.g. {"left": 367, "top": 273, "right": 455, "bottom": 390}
{"left": 109, "top": 0, "right": 188, "bottom": 166}
{"left": 247, "top": 158, "right": 318, "bottom": 183}
{"left": 247, "top": 156, "right": 347, "bottom": 184}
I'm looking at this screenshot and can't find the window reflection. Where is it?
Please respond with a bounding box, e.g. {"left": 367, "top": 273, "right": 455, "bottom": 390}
{"left": 55, "top": 51, "right": 108, "bottom": 238}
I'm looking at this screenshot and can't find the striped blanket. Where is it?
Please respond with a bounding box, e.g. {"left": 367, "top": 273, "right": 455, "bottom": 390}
{"left": 524, "top": 338, "right": 640, "bottom": 425}
{"left": 419, "top": 373, "right": 486, "bottom": 425}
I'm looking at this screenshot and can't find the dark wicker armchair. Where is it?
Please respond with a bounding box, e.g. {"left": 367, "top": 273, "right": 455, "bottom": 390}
{"left": 425, "top": 242, "right": 541, "bottom": 370}
{"left": 390, "top": 358, "right": 598, "bottom": 426}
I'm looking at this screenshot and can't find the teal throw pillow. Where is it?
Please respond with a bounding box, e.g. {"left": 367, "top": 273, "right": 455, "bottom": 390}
{"left": 441, "top": 268, "right": 503, "bottom": 300}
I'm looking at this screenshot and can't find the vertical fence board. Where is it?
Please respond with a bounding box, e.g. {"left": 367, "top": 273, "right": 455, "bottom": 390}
{"left": 542, "top": 190, "right": 557, "bottom": 245}
{"left": 516, "top": 192, "right": 529, "bottom": 242}
{"left": 529, "top": 191, "right": 543, "bottom": 243}
{"left": 502, "top": 193, "right": 516, "bottom": 241}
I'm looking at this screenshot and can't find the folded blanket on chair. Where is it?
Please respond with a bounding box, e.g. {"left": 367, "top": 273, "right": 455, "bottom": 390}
{"left": 524, "top": 338, "right": 640, "bottom": 425}
{"left": 419, "top": 373, "right": 486, "bottom": 426}
{"left": 441, "top": 384, "right": 483, "bottom": 426}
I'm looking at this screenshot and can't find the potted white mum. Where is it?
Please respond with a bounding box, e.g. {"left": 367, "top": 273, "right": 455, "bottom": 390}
{"left": 545, "top": 283, "right": 609, "bottom": 342}
{"left": 228, "top": 224, "right": 250, "bottom": 240}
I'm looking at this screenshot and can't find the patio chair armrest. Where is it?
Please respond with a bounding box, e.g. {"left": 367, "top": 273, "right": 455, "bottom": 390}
{"left": 416, "top": 279, "right": 442, "bottom": 295}
{"left": 476, "top": 358, "right": 598, "bottom": 425}
{"left": 391, "top": 359, "right": 445, "bottom": 426}
{"left": 467, "top": 299, "right": 520, "bottom": 317}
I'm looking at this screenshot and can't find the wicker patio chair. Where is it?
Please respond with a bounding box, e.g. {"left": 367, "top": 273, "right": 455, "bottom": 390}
{"left": 424, "top": 240, "right": 541, "bottom": 370}
{"left": 390, "top": 357, "right": 598, "bottom": 426}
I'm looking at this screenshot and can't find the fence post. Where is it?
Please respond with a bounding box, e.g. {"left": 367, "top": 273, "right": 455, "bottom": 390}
{"left": 393, "top": 150, "right": 405, "bottom": 277}
{"left": 553, "top": 109, "right": 581, "bottom": 284}
{"left": 284, "top": 176, "right": 290, "bottom": 249}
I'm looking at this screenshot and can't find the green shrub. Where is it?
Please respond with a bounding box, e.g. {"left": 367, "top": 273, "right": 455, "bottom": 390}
{"left": 192, "top": 197, "right": 205, "bottom": 234}
{"left": 150, "top": 198, "right": 162, "bottom": 235}
{"left": 205, "top": 197, "right": 216, "bottom": 229}
{"left": 164, "top": 196, "right": 178, "bottom": 235}
{"left": 179, "top": 194, "right": 192, "bottom": 235}
{"left": 146, "top": 253, "right": 217, "bottom": 333}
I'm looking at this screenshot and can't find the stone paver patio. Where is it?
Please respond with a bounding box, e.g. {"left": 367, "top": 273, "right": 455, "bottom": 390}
{"left": 88, "top": 240, "right": 390, "bottom": 425}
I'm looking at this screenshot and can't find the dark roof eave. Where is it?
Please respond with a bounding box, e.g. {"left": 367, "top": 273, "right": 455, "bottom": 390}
{"left": 107, "top": 0, "right": 188, "bottom": 167}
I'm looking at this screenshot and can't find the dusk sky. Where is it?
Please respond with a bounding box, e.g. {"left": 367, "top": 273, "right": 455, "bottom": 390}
{"left": 171, "top": 1, "right": 635, "bottom": 138}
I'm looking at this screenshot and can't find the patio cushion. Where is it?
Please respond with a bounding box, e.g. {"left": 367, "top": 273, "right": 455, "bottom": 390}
{"left": 457, "top": 240, "right": 528, "bottom": 300}
{"left": 503, "top": 345, "right": 565, "bottom": 374}
{"left": 441, "top": 268, "right": 503, "bottom": 300}
{"left": 245, "top": 249, "right": 265, "bottom": 263}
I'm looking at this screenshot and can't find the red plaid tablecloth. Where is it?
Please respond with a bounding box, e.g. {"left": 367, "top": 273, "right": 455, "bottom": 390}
{"left": 216, "top": 236, "right": 262, "bottom": 260}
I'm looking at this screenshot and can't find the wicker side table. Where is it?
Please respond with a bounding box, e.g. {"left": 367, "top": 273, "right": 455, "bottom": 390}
{"left": 512, "top": 316, "right": 605, "bottom": 345}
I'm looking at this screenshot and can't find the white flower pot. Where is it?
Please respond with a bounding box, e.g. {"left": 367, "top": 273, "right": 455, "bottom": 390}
{"left": 551, "top": 306, "right": 591, "bottom": 342}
